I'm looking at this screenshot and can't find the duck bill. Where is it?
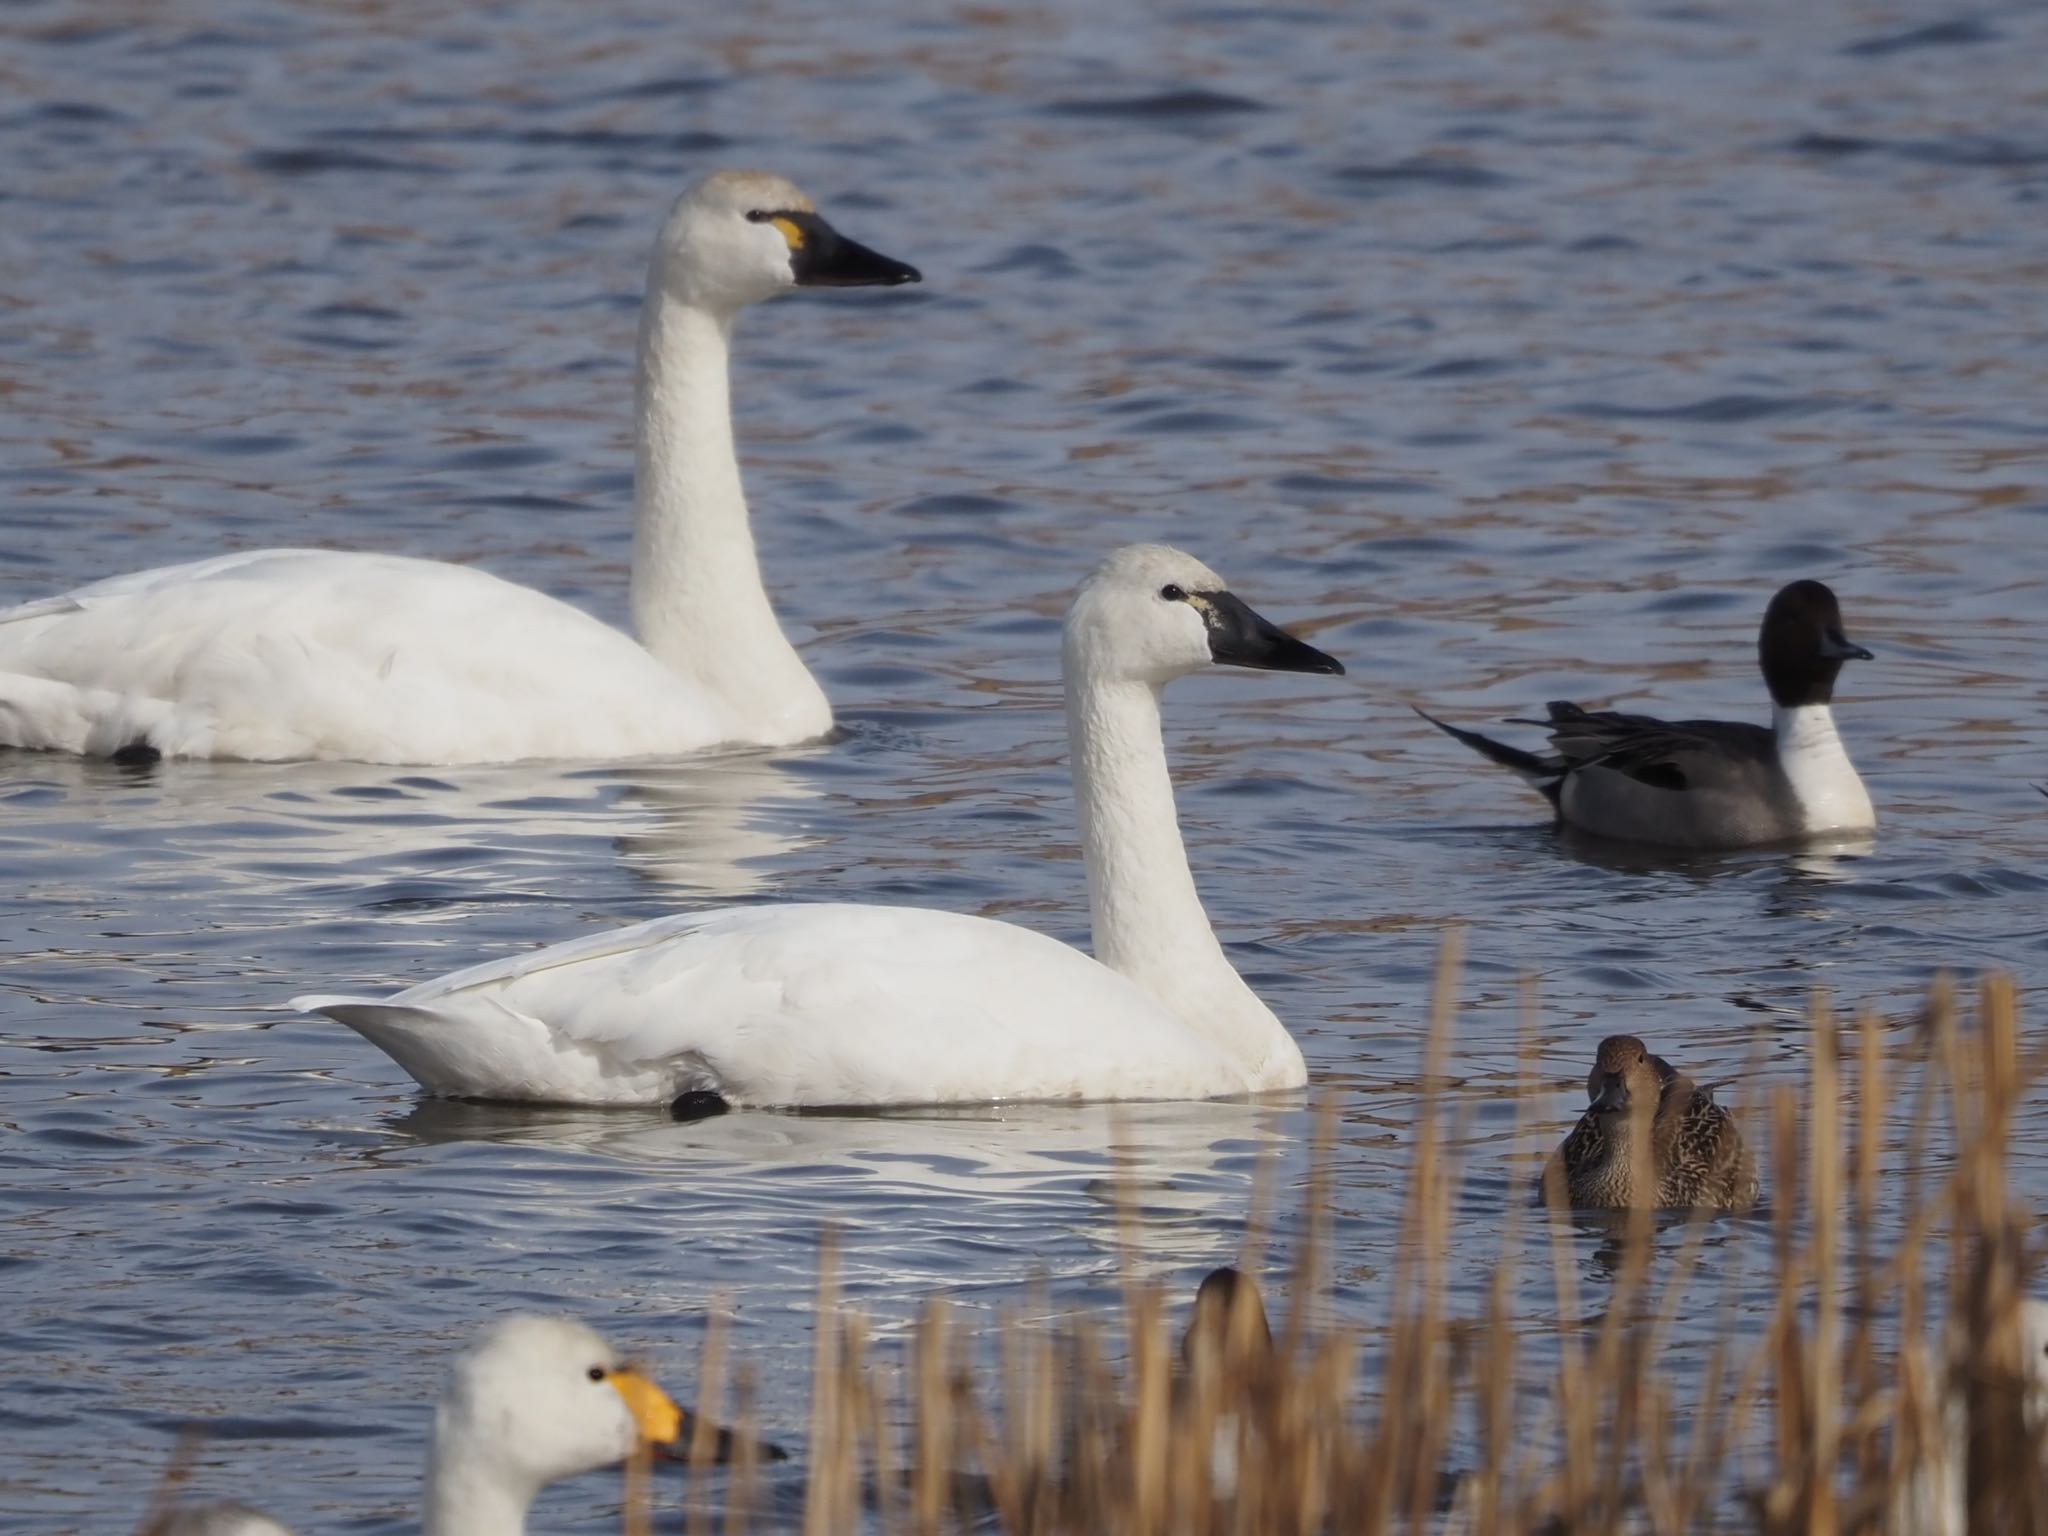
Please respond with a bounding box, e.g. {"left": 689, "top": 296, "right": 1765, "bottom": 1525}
{"left": 1819, "top": 628, "right": 1872, "bottom": 662}
{"left": 1589, "top": 1074, "right": 1629, "bottom": 1115}
{"left": 608, "top": 1368, "right": 684, "bottom": 1447}
{"left": 786, "top": 212, "right": 921, "bottom": 287}
{"left": 1195, "top": 590, "right": 1344, "bottom": 676}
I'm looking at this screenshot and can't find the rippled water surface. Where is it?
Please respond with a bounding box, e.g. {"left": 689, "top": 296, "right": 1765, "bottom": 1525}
{"left": 5, "top": 0, "right": 2048, "bottom": 1527}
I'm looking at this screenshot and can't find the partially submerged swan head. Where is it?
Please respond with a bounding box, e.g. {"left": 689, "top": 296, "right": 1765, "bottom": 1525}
{"left": 1064, "top": 544, "right": 1344, "bottom": 688}
{"left": 429, "top": 1315, "right": 682, "bottom": 1499}
{"left": 1585, "top": 1033, "right": 1666, "bottom": 1120}
{"left": 653, "top": 169, "right": 922, "bottom": 312}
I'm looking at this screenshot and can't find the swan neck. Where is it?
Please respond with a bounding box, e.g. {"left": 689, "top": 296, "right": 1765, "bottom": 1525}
{"left": 422, "top": 1427, "right": 536, "bottom": 1536}
{"left": 632, "top": 284, "right": 826, "bottom": 737}
{"left": 1064, "top": 663, "right": 1296, "bottom": 1082}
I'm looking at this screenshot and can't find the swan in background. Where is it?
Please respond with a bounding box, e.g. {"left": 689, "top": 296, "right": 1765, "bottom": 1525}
{"left": 1418, "top": 580, "right": 1873, "bottom": 848}
{"left": 0, "top": 170, "right": 919, "bottom": 764}
{"left": 143, "top": 1315, "right": 689, "bottom": 1536}
{"left": 296, "top": 544, "right": 1343, "bottom": 1107}
{"left": 1889, "top": 1296, "right": 2048, "bottom": 1536}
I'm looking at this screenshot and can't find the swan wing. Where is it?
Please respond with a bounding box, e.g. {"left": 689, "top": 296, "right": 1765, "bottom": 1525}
{"left": 297, "top": 904, "right": 1246, "bottom": 1107}
{"left": 0, "top": 551, "right": 739, "bottom": 763}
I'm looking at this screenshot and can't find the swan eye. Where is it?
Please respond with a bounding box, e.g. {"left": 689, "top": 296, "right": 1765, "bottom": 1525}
{"left": 745, "top": 209, "right": 771, "bottom": 223}
{"left": 1160, "top": 584, "right": 1186, "bottom": 602}
{"left": 587, "top": 1365, "right": 607, "bottom": 1382}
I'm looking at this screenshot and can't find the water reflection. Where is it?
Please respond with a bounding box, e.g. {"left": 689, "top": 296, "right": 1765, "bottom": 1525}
{"left": 389, "top": 1097, "right": 1297, "bottom": 1270}
{"left": 2, "top": 747, "right": 819, "bottom": 902}
{"left": 607, "top": 752, "right": 825, "bottom": 896}
{"left": 8, "top": 0, "right": 2048, "bottom": 1527}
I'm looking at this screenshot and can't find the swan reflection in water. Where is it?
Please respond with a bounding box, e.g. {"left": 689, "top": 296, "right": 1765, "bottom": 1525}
{"left": 388, "top": 1095, "right": 1301, "bottom": 1276}
{"left": 1, "top": 746, "right": 823, "bottom": 905}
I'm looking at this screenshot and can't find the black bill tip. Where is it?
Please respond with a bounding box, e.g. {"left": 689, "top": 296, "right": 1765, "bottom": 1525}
{"left": 787, "top": 212, "right": 921, "bottom": 288}
{"left": 1820, "top": 629, "right": 1873, "bottom": 663}
{"left": 1196, "top": 589, "right": 1343, "bottom": 676}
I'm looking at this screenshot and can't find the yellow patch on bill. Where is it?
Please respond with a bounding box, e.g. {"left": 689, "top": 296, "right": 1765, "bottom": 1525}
{"left": 771, "top": 216, "right": 806, "bottom": 251}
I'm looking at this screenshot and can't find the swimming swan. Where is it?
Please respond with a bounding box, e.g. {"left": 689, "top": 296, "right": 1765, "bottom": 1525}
{"left": 144, "top": 1314, "right": 687, "bottom": 1536}
{"left": 295, "top": 544, "right": 1344, "bottom": 1107}
{"left": 0, "top": 171, "right": 919, "bottom": 764}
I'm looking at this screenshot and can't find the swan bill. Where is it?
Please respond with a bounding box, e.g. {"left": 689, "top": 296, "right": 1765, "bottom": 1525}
{"left": 783, "top": 212, "right": 922, "bottom": 287}
{"left": 606, "top": 1367, "right": 685, "bottom": 1445}
{"left": 1195, "top": 590, "right": 1344, "bottom": 676}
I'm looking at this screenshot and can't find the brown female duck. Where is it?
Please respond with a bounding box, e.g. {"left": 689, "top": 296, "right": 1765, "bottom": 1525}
{"left": 1540, "top": 1034, "right": 1760, "bottom": 1211}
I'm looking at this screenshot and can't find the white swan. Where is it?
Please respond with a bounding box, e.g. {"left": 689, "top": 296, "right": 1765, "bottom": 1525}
{"left": 144, "top": 1315, "right": 685, "bottom": 1536}
{"left": 0, "top": 171, "right": 919, "bottom": 764}
{"left": 295, "top": 544, "right": 1344, "bottom": 1107}
{"left": 1891, "top": 1296, "right": 2048, "bottom": 1536}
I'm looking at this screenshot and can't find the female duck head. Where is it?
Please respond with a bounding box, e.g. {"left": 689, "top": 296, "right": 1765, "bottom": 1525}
{"left": 429, "top": 1315, "right": 681, "bottom": 1504}
{"left": 1062, "top": 543, "right": 1344, "bottom": 688}
{"left": 1758, "top": 579, "right": 1870, "bottom": 709}
{"left": 1585, "top": 1033, "right": 1666, "bottom": 1117}
{"left": 651, "top": 169, "right": 922, "bottom": 313}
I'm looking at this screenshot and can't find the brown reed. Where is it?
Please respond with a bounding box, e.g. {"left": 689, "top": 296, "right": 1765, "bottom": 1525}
{"left": 652, "top": 958, "right": 2043, "bottom": 1535}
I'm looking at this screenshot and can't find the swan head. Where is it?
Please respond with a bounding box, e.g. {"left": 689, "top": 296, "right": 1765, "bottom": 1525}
{"left": 652, "top": 169, "right": 921, "bottom": 312}
{"left": 1064, "top": 544, "right": 1344, "bottom": 688}
{"left": 430, "top": 1314, "right": 683, "bottom": 1496}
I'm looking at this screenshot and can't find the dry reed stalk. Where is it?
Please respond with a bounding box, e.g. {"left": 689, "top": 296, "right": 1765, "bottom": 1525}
{"left": 621, "top": 1440, "right": 652, "bottom": 1536}
{"left": 909, "top": 1296, "right": 953, "bottom": 1536}
{"left": 724, "top": 1364, "right": 766, "bottom": 1536}
{"left": 132, "top": 1429, "right": 203, "bottom": 1536}
{"left": 684, "top": 1299, "right": 733, "bottom": 1536}
{"left": 724, "top": 954, "right": 2043, "bottom": 1536}
{"left": 1811, "top": 994, "right": 1845, "bottom": 1536}
{"left": 800, "top": 1230, "right": 854, "bottom": 1536}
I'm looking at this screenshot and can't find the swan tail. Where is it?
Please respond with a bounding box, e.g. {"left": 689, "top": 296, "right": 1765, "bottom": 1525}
{"left": 295, "top": 992, "right": 487, "bottom": 1097}
{"left": 0, "top": 670, "right": 180, "bottom": 758}
{"left": 293, "top": 993, "right": 448, "bottom": 1032}
{"left": 1412, "top": 706, "right": 1565, "bottom": 805}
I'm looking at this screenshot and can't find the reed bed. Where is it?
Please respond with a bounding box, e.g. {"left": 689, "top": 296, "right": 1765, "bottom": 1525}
{"left": 661, "top": 957, "right": 2046, "bottom": 1534}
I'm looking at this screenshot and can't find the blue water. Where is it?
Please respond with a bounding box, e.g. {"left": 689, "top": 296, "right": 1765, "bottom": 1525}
{"left": 4, "top": 0, "right": 2047, "bottom": 1528}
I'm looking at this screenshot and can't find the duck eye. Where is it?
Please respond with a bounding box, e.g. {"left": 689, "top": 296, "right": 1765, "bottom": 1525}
{"left": 587, "top": 1365, "right": 606, "bottom": 1382}
{"left": 1160, "top": 584, "right": 1186, "bottom": 602}
{"left": 745, "top": 209, "right": 771, "bottom": 224}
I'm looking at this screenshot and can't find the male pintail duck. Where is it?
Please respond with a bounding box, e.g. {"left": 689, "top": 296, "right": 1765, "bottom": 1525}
{"left": 1419, "top": 580, "right": 1873, "bottom": 849}
{"left": 1540, "top": 1035, "right": 1760, "bottom": 1211}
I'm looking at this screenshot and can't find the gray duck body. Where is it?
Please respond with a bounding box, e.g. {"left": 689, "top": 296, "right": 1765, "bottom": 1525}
{"left": 1419, "top": 579, "right": 1874, "bottom": 850}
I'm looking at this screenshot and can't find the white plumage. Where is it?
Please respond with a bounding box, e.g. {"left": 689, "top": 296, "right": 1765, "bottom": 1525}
{"left": 142, "top": 1315, "right": 683, "bottom": 1536}
{"left": 298, "top": 544, "right": 1345, "bottom": 1109}
{"left": 0, "top": 551, "right": 730, "bottom": 762}
{"left": 304, "top": 905, "right": 1251, "bottom": 1106}
{"left": 0, "top": 170, "right": 918, "bottom": 764}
